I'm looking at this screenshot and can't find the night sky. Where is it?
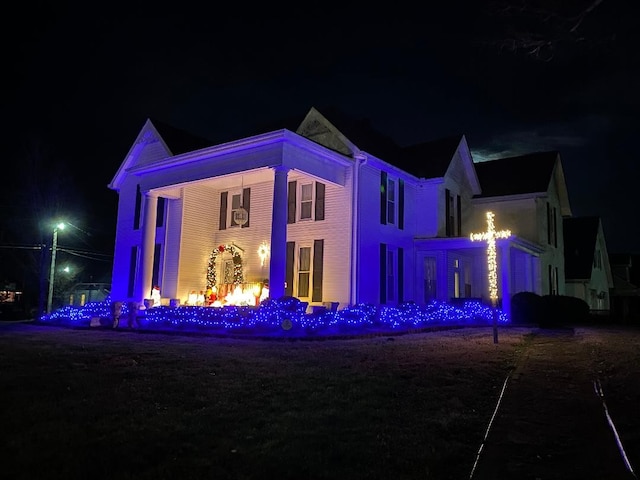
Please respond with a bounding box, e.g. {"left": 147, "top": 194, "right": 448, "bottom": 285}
{"left": 3, "top": 0, "right": 639, "bottom": 263}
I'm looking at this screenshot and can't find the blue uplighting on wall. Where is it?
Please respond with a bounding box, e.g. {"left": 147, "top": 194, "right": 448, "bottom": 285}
{"left": 38, "top": 296, "right": 509, "bottom": 338}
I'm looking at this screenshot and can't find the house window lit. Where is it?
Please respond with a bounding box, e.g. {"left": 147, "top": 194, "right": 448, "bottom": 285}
{"left": 230, "top": 193, "right": 242, "bottom": 227}
{"left": 297, "top": 246, "right": 311, "bottom": 298}
{"left": 300, "top": 183, "right": 313, "bottom": 220}
{"left": 454, "top": 259, "right": 460, "bottom": 298}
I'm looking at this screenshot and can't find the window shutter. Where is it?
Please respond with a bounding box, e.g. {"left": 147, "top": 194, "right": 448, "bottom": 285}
{"left": 456, "top": 194, "right": 461, "bottom": 236}
{"left": 156, "top": 197, "right": 165, "bottom": 228}
{"left": 134, "top": 185, "right": 142, "bottom": 230}
{"left": 287, "top": 181, "right": 297, "bottom": 224}
{"left": 242, "top": 188, "right": 251, "bottom": 228}
{"left": 547, "top": 203, "right": 551, "bottom": 244}
{"left": 312, "top": 239, "right": 324, "bottom": 302}
{"left": 398, "top": 247, "right": 404, "bottom": 303}
{"left": 445, "top": 188, "right": 451, "bottom": 236}
{"left": 380, "top": 171, "right": 387, "bottom": 225}
{"left": 285, "top": 241, "right": 295, "bottom": 297}
{"left": 398, "top": 179, "right": 404, "bottom": 230}
{"left": 314, "top": 182, "right": 325, "bottom": 221}
{"left": 219, "top": 192, "right": 228, "bottom": 230}
{"left": 152, "top": 243, "right": 161, "bottom": 289}
{"left": 379, "top": 243, "right": 387, "bottom": 304}
{"left": 553, "top": 207, "right": 557, "bottom": 247}
{"left": 127, "top": 246, "right": 138, "bottom": 298}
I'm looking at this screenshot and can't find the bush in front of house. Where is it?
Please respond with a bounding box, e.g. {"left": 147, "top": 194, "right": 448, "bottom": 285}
{"left": 511, "top": 291, "right": 544, "bottom": 325}
{"left": 540, "top": 294, "right": 590, "bottom": 327}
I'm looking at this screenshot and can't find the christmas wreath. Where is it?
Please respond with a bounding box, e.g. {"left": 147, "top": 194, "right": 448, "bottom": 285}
{"left": 207, "top": 244, "right": 244, "bottom": 289}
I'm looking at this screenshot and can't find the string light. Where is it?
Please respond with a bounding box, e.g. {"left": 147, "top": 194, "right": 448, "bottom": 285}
{"left": 257, "top": 242, "right": 270, "bottom": 267}
{"left": 470, "top": 211, "right": 511, "bottom": 304}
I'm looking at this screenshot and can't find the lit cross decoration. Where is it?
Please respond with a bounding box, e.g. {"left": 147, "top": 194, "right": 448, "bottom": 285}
{"left": 470, "top": 212, "right": 512, "bottom": 307}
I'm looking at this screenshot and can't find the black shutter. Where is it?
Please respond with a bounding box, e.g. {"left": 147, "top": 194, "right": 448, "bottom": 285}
{"left": 315, "top": 182, "right": 325, "bottom": 221}
{"left": 156, "top": 197, "right": 165, "bottom": 228}
{"left": 242, "top": 188, "right": 251, "bottom": 228}
{"left": 219, "top": 192, "right": 228, "bottom": 230}
{"left": 287, "top": 181, "right": 297, "bottom": 224}
{"left": 398, "top": 247, "right": 404, "bottom": 303}
{"left": 398, "top": 179, "right": 404, "bottom": 230}
{"left": 127, "top": 246, "right": 138, "bottom": 297}
{"left": 285, "top": 241, "right": 295, "bottom": 297}
{"left": 445, "top": 188, "right": 451, "bottom": 236}
{"left": 380, "top": 171, "right": 387, "bottom": 225}
{"left": 152, "top": 243, "right": 161, "bottom": 289}
{"left": 547, "top": 203, "right": 551, "bottom": 244}
{"left": 134, "top": 185, "right": 142, "bottom": 230}
{"left": 456, "top": 194, "right": 461, "bottom": 236}
{"left": 553, "top": 207, "right": 557, "bottom": 247}
{"left": 380, "top": 243, "right": 387, "bottom": 304}
{"left": 312, "top": 239, "right": 324, "bottom": 302}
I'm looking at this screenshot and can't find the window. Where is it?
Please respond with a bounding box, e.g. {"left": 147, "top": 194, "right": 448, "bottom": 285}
{"left": 300, "top": 183, "right": 313, "bottom": 220}
{"left": 297, "top": 246, "right": 311, "bottom": 298}
{"left": 387, "top": 250, "right": 396, "bottom": 302}
{"left": 387, "top": 179, "right": 396, "bottom": 225}
{"left": 445, "top": 188, "right": 459, "bottom": 236}
{"left": 230, "top": 192, "right": 243, "bottom": 227}
{"left": 454, "top": 259, "right": 460, "bottom": 298}
{"left": 593, "top": 249, "right": 602, "bottom": 269}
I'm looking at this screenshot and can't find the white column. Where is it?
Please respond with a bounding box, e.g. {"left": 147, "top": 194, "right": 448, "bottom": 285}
{"left": 500, "top": 243, "right": 512, "bottom": 318}
{"left": 269, "top": 166, "right": 289, "bottom": 299}
{"left": 135, "top": 191, "right": 158, "bottom": 304}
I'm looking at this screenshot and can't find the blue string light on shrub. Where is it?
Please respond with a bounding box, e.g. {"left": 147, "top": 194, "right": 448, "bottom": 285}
{"left": 38, "top": 295, "right": 509, "bottom": 337}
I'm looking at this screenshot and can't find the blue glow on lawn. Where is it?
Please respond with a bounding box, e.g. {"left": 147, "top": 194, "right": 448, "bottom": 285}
{"left": 38, "top": 297, "right": 509, "bottom": 337}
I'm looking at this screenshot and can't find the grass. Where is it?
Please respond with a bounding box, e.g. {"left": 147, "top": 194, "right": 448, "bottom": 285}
{"left": 0, "top": 323, "right": 529, "bottom": 480}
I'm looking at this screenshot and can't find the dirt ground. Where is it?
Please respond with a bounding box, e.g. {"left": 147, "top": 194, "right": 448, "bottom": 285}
{"left": 1, "top": 321, "right": 638, "bottom": 479}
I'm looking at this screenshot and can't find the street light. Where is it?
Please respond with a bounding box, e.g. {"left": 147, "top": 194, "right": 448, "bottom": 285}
{"left": 46, "top": 222, "right": 65, "bottom": 314}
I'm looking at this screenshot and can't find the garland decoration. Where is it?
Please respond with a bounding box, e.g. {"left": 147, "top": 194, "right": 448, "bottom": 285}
{"left": 207, "top": 244, "right": 244, "bottom": 289}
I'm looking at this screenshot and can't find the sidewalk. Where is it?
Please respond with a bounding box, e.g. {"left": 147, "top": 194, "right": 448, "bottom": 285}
{"left": 469, "top": 328, "right": 637, "bottom": 479}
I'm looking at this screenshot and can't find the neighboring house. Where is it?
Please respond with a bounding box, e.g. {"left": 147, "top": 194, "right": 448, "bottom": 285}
{"left": 608, "top": 253, "right": 640, "bottom": 322}
{"left": 472, "top": 152, "right": 572, "bottom": 301}
{"left": 65, "top": 282, "right": 111, "bottom": 307}
{"left": 106, "top": 107, "right": 576, "bottom": 319}
{"left": 563, "top": 216, "right": 614, "bottom": 311}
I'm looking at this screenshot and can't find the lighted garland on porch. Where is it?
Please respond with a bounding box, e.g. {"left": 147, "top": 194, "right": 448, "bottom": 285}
{"left": 207, "top": 244, "right": 244, "bottom": 289}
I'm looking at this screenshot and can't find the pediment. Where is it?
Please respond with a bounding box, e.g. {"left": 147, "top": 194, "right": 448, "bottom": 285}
{"left": 296, "top": 107, "right": 357, "bottom": 157}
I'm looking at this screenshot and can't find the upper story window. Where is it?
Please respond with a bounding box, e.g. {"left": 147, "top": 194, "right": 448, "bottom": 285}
{"left": 445, "top": 189, "right": 461, "bottom": 236}
{"left": 547, "top": 202, "right": 557, "bottom": 246}
{"left": 230, "top": 192, "right": 245, "bottom": 227}
{"left": 300, "top": 183, "right": 313, "bottom": 220}
{"left": 387, "top": 179, "right": 396, "bottom": 225}
{"left": 380, "top": 172, "right": 404, "bottom": 229}
{"left": 593, "top": 249, "right": 602, "bottom": 269}
{"left": 287, "top": 180, "right": 325, "bottom": 224}
{"left": 219, "top": 188, "right": 251, "bottom": 230}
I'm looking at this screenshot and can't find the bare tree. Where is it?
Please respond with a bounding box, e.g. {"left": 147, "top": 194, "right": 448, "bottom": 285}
{"left": 481, "top": 0, "right": 608, "bottom": 61}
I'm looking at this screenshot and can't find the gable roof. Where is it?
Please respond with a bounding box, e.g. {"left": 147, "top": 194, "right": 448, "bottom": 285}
{"left": 396, "top": 135, "right": 465, "bottom": 179}
{"left": 149, "top": 118, "right": 213, "bottom": 155}
{"left": 474, "top": 151, "right": 559, "bottom": 197}
{"left": 563, "top": 216, "right": 600, "bottom": 279}
{"left": 296, "top": 106, "right": 400, "bottom": 160}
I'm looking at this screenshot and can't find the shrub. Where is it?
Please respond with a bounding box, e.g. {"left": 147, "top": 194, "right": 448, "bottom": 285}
{"left": 511, "top": 291, "right": 544, "bottom": 325}
{"left": 540, "top": 295, "right": 590, "bottom": 327}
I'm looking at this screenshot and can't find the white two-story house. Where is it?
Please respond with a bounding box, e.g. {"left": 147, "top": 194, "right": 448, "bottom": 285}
{"left": 108, "top": 107, "right": 559, "bottom": 318}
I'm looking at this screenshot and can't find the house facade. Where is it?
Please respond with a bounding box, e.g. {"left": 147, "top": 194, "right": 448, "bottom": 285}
{"left": 108, "top": 108, "right": 574, "bottom": 319}
{"left": 563, "top": 216, "right": 614, "bottom": 311}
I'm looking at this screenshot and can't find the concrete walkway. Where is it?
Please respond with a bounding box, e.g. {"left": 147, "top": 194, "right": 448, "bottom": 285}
{"left": 470, "top": 328, "right": 637, "bottom": 479}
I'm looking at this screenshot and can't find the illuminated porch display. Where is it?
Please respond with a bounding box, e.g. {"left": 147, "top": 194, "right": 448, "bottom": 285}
{"left": 257, "top": 242, "right": 270, "bottom": 267}
{"left": 470, "top": 211, "right": 511, "bottom": 343}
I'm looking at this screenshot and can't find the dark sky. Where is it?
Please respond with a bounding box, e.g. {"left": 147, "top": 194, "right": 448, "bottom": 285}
{"left": 3, "top": 0, "right": 640, "bottom": 256}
